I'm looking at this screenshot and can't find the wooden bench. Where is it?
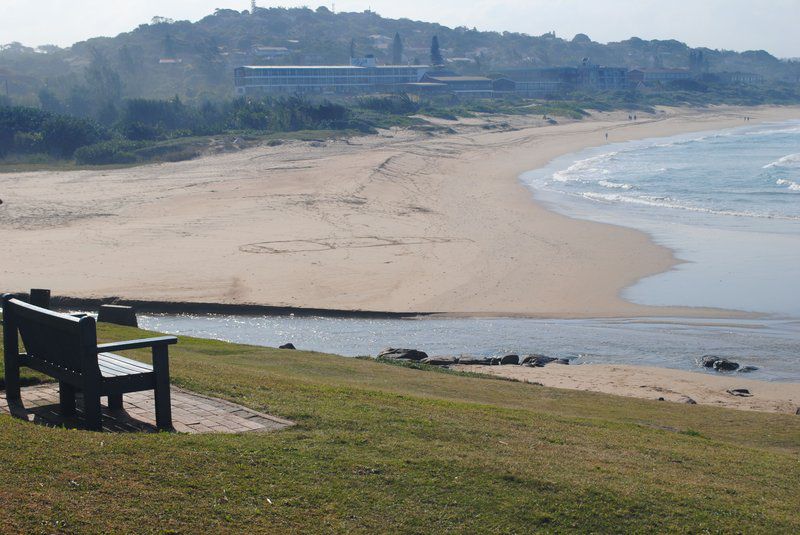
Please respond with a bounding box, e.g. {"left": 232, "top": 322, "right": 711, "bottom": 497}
{"left": 2, "top": 294, "right": 177, "bottom": 431}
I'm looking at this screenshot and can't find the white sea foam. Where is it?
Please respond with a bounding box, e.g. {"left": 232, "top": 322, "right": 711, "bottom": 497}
{"left": 777, "top": 179, "right": 800, "bottom": 191}
{"left": 745, "top": 125, "right": 800, "bottom": 137}
{"left": 579, "top": 191, "right": 800, "bottom": 220}
{"left": 550, "top": 152, "right": 618, "bottom": 183}
{"left": 764, "top": 153, "right": 800, "bottom": 169}
{"left": 651, "top": 132, "right": 729, "bottom": 149}
{"left": 598, "top": 180, "right": 634, "bottom": 190}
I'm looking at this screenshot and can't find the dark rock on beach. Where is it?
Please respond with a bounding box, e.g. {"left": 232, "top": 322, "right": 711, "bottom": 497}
{"left": 738, "top": 365, "right": 759, "bottom": 373}
{"left": 377, "top": 348, "right": 428, "bottom": 361}
{"left": 727, "top": 388, "right": 752, "bottom": 397}
{"left": 458, "top": 356, "right": 493, "bottom": 366}
{"left": 714, "top": 360, "right": 740, "bottom": 372}
{"left": 279, "top": 343, "right": 296, "bottom": 350}
{"left": 522, "top": 355, "right": 564, "bottom": 367}
{"left": 524, "top": 356, "right": 554, "bottom": 367}
{"left": 499, "top": 354, "right": 520, "bottom": 365}
{"left": 421, "top": 356, "right": 460, "bottom": 366}
{"left": 701, "top": 356, "right": 717, "bottom": 368}
{"left": 701, "top": 356, "right": 740, "bottom": 372}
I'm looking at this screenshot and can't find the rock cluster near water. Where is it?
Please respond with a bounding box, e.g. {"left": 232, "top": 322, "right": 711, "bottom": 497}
{"left": 700, "top": 355, "right": 759, "bottom": 373}
{"left": 376, "top": 348, "right": 570, "bottom": 368}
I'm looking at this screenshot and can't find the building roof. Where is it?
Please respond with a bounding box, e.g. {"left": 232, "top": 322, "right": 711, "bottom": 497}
{"left": 405, "top": 82, "right": 448, "bottom": 87}
{"left": 629, "top": 68, "right": 691, "bottom": 73}
{"left": 424, "top": 75, "right": 492, "bottom": 82}
{"left": 239, "top": 65, "right": 429, "bottom": 70}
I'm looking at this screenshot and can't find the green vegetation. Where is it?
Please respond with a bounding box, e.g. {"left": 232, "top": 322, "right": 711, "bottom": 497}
{"left": 1, "top": 318, "right": 799, "bottom": 532}
{"left": 2, "top": 7, "right": 799, "bottom": 105}
{"left": 0, "top": 96, "right": 387, "bottom": 168}
{"left": 4, "top": 75, "right": 800, "bottom": 170}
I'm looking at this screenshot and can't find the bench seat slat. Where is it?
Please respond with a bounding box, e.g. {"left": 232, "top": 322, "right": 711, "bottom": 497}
{"left": 100, "top": 353, "right": 153, "bottom": 372}
{"left": 98, "top": 353, "right": 153, "bottom": 378}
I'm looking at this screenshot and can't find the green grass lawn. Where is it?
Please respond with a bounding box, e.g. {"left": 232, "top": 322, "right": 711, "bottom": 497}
{"left": 1, "top": 320, "right": 798, "bottom": 533}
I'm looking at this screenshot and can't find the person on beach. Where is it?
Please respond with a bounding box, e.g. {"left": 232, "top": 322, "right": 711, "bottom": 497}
{"left": 605, "top": 132, "right": 609, "bottom": 141}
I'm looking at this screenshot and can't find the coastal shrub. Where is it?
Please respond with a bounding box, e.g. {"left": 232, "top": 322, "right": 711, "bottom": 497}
{"left": 74, "top": 140, "right": 141, "bottom": 165}
{"left": 358, "top": 94, "right": 419, "bottom": 115}
{"left": 0, "top": 105, "right": 106, "bottom": 158}
{"left": 40, "top": 115, "right": 108, "bottom": 157}
{"left": 122, "top": 121, "right": 164, "bottom": 141}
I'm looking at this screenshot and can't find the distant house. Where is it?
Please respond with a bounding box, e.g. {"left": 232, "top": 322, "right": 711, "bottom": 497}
{"left": 628, "top": 68, "right": 692, "bottom": 85}
{"left": 498, "top": 67, "right": 576, "bottom": 97}
{"left": 251, "top": 46, "right": 290, "bottom": 59}
{"left": 578, "top": 65, "right": 628, "bottom": 91}
{"left": 716, "top": 71, "right": 764, "bottom": 85}
{"left": 496, "top": 64, "right": 627, "bottom": 96}
{"left": 491, "top": 77, "right": 516, "bottom": 95}
{"left": 420, "top": 74, "right": 494, "bottom": 98}
{"left": 368, "top": 35, "right": 393, "bottom": 50}
{"left": 158, "top": 58, "right": 182, "bottom": 64}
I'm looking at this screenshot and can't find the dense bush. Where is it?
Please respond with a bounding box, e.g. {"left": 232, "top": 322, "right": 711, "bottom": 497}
{"left": 74, "top": 140, "right": 141, "bottom": 165}
{"left": 358, "top": 94, "right": 420, "bottom": 115}
{"left": 0, "top": 105, "right": 108, "bottom": 158}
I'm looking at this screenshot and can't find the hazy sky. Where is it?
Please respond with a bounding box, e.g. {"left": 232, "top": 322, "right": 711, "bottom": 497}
{"left": 3, "top": 0, "right": 799, "bottom": 58}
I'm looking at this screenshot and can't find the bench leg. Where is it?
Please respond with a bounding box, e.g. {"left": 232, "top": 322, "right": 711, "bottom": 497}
{"left": 3, "top": 360, "right": 21, "bottom": 401}
{"left": 153, "top": 346, "right": 172, "bottom": 431}
{"left": 59, "top": 382, "right": 76, "bottom": 417}
{"left": 83, "top": 384, "right": 103, "bottom": 432}
{"left": 2, "top": 322, "right": 21, "bottom": 401}
{"left": 108, "top": 393, "right": 123, "bottom": 411}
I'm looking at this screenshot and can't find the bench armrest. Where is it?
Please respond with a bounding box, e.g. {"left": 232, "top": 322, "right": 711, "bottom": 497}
{"left": 96, "top": 336, "right": 178, "bottom": 353}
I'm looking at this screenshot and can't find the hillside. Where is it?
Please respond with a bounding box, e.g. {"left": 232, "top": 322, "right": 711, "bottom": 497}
{"left": 2, "top": 6, "right": 799, "bottom": 105}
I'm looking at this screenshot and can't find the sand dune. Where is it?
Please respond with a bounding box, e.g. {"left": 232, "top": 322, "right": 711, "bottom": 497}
{"left": 2, "top": 105, "right": 800, "bottom": 316}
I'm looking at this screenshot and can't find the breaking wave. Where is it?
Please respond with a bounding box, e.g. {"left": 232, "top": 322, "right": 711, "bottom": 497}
{"left": 764, "top": 153, "right": 800, "bottom": 169}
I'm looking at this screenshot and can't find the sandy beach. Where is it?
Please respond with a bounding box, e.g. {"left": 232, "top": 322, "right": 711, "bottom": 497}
{"left": 3, "top": 104, "right": 800, "bottom": 412}
{"left": 3, "top": 104, "right": 800, "bottom": 317}
{"left": 453, "top": 363, "right": 800, "bottom": 414}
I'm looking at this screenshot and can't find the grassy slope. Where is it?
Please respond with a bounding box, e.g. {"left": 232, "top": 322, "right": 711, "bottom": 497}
{"left": 0, "top": 320, "right": 798, "bottom": 533}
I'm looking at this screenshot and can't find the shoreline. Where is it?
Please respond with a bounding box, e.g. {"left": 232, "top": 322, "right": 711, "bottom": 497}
{"left": 453, "top": 363, "right": 800, "bottom": 415}
{"left": 2, "top": 105, "right": 800, "bottom": 317}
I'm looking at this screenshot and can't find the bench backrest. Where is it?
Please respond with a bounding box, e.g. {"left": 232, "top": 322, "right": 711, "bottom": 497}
{"left": 2, "top": 295, "right": 99, "bottom": 378}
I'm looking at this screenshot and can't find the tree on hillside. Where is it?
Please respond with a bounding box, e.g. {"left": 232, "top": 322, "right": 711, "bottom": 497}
{"left": 430, "top": 35, "right": 443, "bottom": 67}
{"left": 392, "top": 32, "right": 403, "bottom": 64}
{"left": 349, "top": 38, "right": 356, "bottom": 59}
{"left": 38, "top": 88, "right": 64, "bottom": 114}
{"left": 85, "top": 49, "right": 122, "bottom": 106}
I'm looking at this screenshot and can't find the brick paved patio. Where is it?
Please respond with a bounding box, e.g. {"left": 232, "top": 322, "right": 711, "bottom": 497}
{"left": 0, "top": 384, "right": 294, "bottom": 434}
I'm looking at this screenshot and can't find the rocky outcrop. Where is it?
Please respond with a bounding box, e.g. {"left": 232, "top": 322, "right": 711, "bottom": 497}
{"left": 499, "top": 354, "right": 520, "bottom": 365}
{"left": 701, "top": 356, "right": 740, "bottom": 372}
{"left": 726, "top": 388, "right": 752, "bottom": 397}
{"left": 377, "top": 348, "right": 429, "bottom": 361}
{"left": 458, "top": 356, "right": 493, "bottom": 366}
{"left": 421, "top": 356, "right": 460, "bottom": 366}
{"left": 521, "top": 355, "right": 569, "bottom": 367}
{"left": 279, "top": 343, "right": 296, "bottom": 350}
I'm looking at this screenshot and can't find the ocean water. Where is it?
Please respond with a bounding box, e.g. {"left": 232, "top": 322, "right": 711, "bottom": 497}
{"left": 522, "top": 120, "right": 800, "bottom": 317}
{"left": 137, "top": 313, "right": 800, "bottom": 381}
